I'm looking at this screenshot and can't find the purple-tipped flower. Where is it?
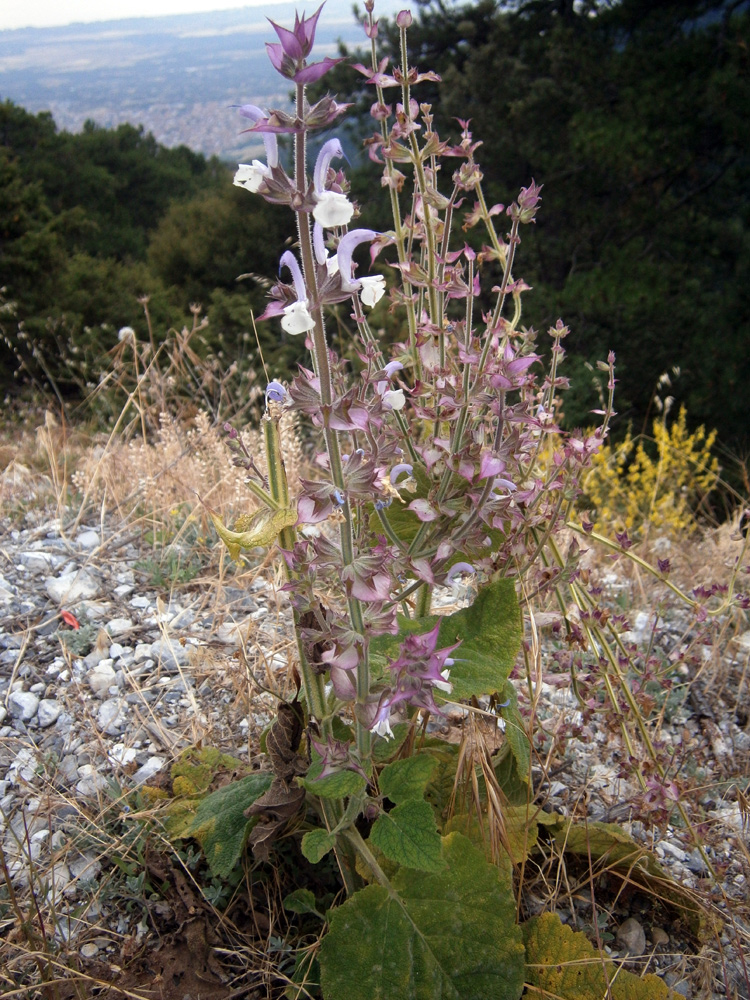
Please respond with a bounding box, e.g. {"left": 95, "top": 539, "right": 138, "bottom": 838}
{"left": 266, "top": 4, "right": 343, "bottom": 84}
{"left": 390, "top": 463, "right": 413, "bottom": 485}
{"left": 265, "top": 380, "right": 287, "bottom": 405}
{"left": 313, "top": 139, "right": 354, "bottom": 228}
{"left": 445, "top": 562, "right": 475, "bottom": 586}
{"left": 336, "top": 228, "right": 387, "bottom": 308}
{"left": 363, "top": 621, "right": 462, "bottom": 737}
{"left": 279, "top": 251, "right": 315, "bottom": 335}
{"left": 234, "top": 105, "right": 279, "bottom": 192}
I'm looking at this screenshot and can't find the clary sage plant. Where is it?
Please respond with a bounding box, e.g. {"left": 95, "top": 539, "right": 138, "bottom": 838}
{"left": 208, "top": 4, "right": 626, "bottom": 998}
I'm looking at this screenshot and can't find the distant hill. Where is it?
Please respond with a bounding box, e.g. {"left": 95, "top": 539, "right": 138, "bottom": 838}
{"left": 0, "top": 1, "right": 401, "bottom": 159}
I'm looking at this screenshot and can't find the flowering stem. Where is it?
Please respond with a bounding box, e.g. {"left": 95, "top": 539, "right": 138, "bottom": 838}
{"left": 292, "top": 82, "right": 372, "bottom": 760}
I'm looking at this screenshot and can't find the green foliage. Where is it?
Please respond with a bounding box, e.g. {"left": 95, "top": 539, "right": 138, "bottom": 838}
{"left": 523, "top": 912, "right": 677, "bottom": 999}
{"left": 369, "top": 800, "right": 446, "bottom": 874}
{"left": 52, "top": 621, "right": 99, "bottom": 656}
{"left": 369, "top": 578, "right": 523, "bottom": 701}
{"left": 300, "top": 759, "right": 368, "bottom": 801}
{"left": 319, "top": 833, "right": 525, "bottom": 1000}
{"left": 283, "top": 888, "right": 323, "bottom": 917}
{"left": 301, "top": 829, "right": 336, "bottom": 864}
{"left": 379, "top": 755, "right": 438, "bottom": 804}
{"left": 0, "top": 102, "right": 291, "bottom": 406}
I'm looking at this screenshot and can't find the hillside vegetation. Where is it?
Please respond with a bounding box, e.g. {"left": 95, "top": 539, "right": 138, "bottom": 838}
{"left": 0, "top": 0, "right": 748, "bottom": 458}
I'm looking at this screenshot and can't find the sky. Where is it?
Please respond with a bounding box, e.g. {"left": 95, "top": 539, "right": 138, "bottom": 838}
{"left": 0, "top": 1, "right": 301, "bottom": 32}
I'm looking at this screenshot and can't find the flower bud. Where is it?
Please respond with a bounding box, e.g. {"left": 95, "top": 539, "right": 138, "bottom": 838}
{"left": 396, "top": 10, "right": 413, "bottom": 28}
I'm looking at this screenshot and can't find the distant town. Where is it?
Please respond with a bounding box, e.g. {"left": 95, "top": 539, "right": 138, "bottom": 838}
{"left": 0, "top": 1, "right": 401, "bottom": 159}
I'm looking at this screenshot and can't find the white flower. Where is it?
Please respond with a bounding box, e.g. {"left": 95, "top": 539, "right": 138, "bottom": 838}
{"left": 281, "top": 300, "right": 315, "bottom": 335}
{"left": 118, "top": 326, "right": 135, "bottom": 342}
{"left": 313, "top": 190, "right": 355, "bottom": 228}
{"left": 372, "top": 715, "right": 395, "bottom": 740}
{"left": 325, "top": 253, "right": 340, "bottom": 278}
{"left": 381, "top": 388, "right": 405, "bottom": 411}
{"left": 358, "top": 274, "right": 386, "bottom": 308}
{"left": 434, "top": 669, "right": 453, "bottom": 694}
{"left": 234, "top": 161, "right": 271, "bottom": 193}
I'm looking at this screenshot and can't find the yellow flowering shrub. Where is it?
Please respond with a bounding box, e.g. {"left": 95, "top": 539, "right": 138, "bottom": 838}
{"left": 584, "top": 406, "right": 719, "bottom": 535}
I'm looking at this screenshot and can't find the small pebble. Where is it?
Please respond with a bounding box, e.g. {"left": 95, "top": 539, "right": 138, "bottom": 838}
{"left": 8, "top": 690, "right": 40, "bottom": 721}
{"left": 37, "top": 699, "right": 63, "bottom": 728}
{"left": 651, "top": 926, "right": 669, "bottom": 946}
{"left": 75, "top": 530, "right": 100, "bottom": 550}
{"left": 87, "top": 661, "right": 116, "bottom": 697}
{"left": 106, "top": 618, "right": 133, "bottom": 637}
{"left": 616, "top": 917, "right": 646, "bottom": 956}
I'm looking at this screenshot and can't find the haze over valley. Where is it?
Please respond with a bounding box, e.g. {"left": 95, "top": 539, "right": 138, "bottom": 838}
{"left": 0, "top": 1, "right": 396, "bottom": 159}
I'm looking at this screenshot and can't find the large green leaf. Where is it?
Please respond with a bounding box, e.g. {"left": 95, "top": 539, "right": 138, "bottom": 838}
{"left": 369, "top": 579, "right": 522, "bottom": 701}
{"left": 523, "top": 912, "right": 678, "bottom": 999}
{"left": 379, "top": 755, "right": 438, "bottom": 803}
{"left": 180, "top": 772, "right": 272, "bottom": 878}
{"left": 369, "top": 800, "right": 446, "bottom": 873}
{"left": 319, "top": 832, "right": 525, "bottom": 1000}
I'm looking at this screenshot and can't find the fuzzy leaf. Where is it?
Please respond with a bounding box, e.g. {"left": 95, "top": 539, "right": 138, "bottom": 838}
{"left": 301, "top": 828, "right": 336, "bottom": 864}
{"left": 320, "top": 832, "right": 525, "bottom": 1000}
{"left": 523, "top": 912, "right": 678, "bottom": 998}
{"left": 369, "top": 800, "right": 446, "bottom": 872}
{"left": 369, "top": 579, "right": 522, "bottom": 700}
{"left": 379, "top": 755, "right": 437, "bottom": 803}
{"left": 299, "top": 761, "right": 367, "bottom": 800}
{"left": 180, "top": 772, "right": 273, "bottom": 878}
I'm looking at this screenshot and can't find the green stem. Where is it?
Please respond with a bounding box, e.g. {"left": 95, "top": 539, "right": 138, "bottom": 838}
{"left": 341, "top": 827, "right": 391, "bottom": 889}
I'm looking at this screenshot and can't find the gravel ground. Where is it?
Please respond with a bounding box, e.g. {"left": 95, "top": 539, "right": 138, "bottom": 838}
{"left": 1, "top": 504, "right": 749, "bottom": 997}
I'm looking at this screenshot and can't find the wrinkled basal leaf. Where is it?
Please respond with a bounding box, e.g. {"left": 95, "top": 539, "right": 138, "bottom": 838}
{"left": 444, "top": 805, "right": 543, "bottom": 865}
{"left": 320, "top": 832, "right": 525, "bottom": 1000}
{"left": 523, "top": 912, "right": 678, "bottom": 999}
{"left": 379, "top": 755, "right": 437, "bottom": 803}
{"left": 180, "top": 772, "right": 273, "bottom": 878}
{"left": 369, "top": 799, "right": 446, "bottom": 873}
{"left": 370, "top": 579, "right": 522, "bottom": 701}
{"left": 493, "top": 741, "right": 530, "bottom": 806}
{"left": 170, "top": 747, "right": 243, "bottom": 798}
